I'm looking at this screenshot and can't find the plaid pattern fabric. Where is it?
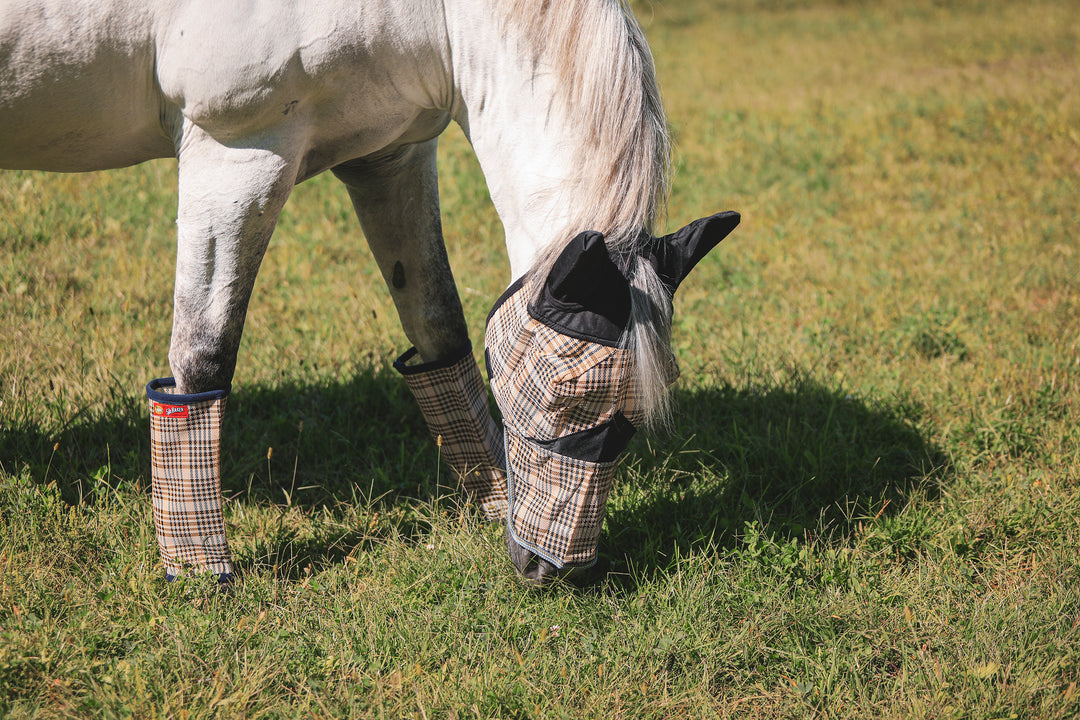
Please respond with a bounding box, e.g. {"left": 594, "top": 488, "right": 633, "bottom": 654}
{"left": 486, "top": 283, "right": 644, "bottom": 439}
{"left": 486, "top": 280, "right": 645, "bottom": 568}
{"left": 147, "top": 378, "right": 233, "bottom": 578}
{"left": 395, "top": 345, "right": 508, "bottom": 520}
{"left": 486, "top": 214, "right": 739, "bottom": 574}
{"left": 504, "top": 427, "right": 619, "bottom": 566}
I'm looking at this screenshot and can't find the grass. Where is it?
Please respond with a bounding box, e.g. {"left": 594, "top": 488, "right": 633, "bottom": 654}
{"left": 2, "top": 0, "right": 1079, "bottom": 716}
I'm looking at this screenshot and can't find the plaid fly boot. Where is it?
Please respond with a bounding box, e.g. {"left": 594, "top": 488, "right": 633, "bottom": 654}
{"left": 394, "top": 343, "right": 509, "bottom": 520}
{"left": 146, "top": 378, "right": 233, "bottom": 583}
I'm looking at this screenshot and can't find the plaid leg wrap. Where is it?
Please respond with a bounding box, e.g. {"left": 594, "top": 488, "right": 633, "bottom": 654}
{"left": 147, "top": 378, "right": 233, "bottom": 579}
{"left": 394, "top": 344, "right": 508, "bottom": 520}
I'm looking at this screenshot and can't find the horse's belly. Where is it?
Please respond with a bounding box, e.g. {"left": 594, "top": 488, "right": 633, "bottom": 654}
{"left": 0, "top": 83, "right": 173, "bottom": 172}
{"left": 0, "top": 1, "right": 172, "bottom": 171}
{"left": 290, "top": 102, "right": 451, "bottom": 182}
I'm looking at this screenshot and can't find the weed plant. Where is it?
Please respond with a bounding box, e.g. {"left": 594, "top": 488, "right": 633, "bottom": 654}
{"left": 2, "top": 0, "right": 1079, "bottom": 717}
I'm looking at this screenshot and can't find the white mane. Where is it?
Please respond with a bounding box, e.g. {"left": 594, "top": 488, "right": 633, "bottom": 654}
{"left": 497, "top": 0, "right": 677, "bottom": 426}
{"left": 497, "top": 0, "right": 671, "bottom": 256}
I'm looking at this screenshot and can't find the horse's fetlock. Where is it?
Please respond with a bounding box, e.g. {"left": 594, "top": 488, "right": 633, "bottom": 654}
{"left": 168, "top": 345, "right": 235, "bottom": 394}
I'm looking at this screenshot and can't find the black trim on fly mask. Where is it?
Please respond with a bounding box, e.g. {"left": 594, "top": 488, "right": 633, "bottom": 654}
{"left": 527, "top": 231, "right": 631, "bottom": 347}
{"left": 530, "top": 411, "right": 638, "bottom": 463}
{"left": 486, "top": 274, "right": 527, "bottom": 327}
{"left": 638, "top": 211, "right": 741, "bottom": 296}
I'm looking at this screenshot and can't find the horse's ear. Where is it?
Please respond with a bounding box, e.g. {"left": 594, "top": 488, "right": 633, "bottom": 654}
{"left": 545, "top": 231, "right": 625, "bottom": 303}
{"left": 530, "top": 231, "right": 631, "bottom": 344}
{"left": 645, "top": 211, "right": 740, "bottom": 295}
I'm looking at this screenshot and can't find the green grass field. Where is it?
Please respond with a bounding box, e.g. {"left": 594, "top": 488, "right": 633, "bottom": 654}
{"left": 2, "top": 0, "right": 1079, "bottom": 716}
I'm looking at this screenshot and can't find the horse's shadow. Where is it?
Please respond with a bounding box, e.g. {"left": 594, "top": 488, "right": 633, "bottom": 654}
{"left": 1, "top": 369, "right": 946, "bottom": 583}
{"left": 602, "top": 378, "right": 947, "bottom": 589}
{"left": 1, "top": 367, "right": 432, "bottom": 506}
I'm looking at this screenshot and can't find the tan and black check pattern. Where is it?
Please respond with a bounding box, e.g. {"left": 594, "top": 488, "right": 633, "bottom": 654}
{"left": 397, "top": 347, "right": 509, "bottom": 520}
{"left": 486, "top": 281, "right": 646, "bottom": 567}
{"left": 504, "top": 427, "right": 620, "bottom": 565}
{"left": 148, "top": 383, "right": 233, "bottom": 577}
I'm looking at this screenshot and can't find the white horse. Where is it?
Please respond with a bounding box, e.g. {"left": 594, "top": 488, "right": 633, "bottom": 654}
{"left": 2, "top": 0, "right": 730, "bottom": 582}
{"left": 2, "top": 0, "right": 669, "bottom": 399}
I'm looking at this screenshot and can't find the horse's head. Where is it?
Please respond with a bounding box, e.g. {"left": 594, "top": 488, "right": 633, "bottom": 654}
{"left": 485, "top": 211, "right": 740, "bottom": 583}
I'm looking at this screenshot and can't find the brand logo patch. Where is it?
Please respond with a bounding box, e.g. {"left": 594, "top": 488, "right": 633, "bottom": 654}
{"left": 153, "top": 402, "right": 189, "bottom": 419}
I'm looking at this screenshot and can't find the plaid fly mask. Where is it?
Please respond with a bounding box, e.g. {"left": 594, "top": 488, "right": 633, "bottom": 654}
{"left": 486, "top": 211, "right": 740, "bottom": 582}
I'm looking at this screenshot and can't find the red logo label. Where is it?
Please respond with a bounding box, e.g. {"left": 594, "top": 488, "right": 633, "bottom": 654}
{"left": 153, "top": 403, "right": 189, "bottom": 419}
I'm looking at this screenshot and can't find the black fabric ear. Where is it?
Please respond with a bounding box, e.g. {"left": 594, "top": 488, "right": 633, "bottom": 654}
{"left": 527, "top": 231, "right": 631, "bottom": 346}
{"left": 642, "top": 211, "right": 740, "bottom": 295}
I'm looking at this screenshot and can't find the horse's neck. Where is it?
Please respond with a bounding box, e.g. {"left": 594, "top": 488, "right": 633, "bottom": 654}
{"left": 444, "top": 0, "right": 582, "bottom": 280}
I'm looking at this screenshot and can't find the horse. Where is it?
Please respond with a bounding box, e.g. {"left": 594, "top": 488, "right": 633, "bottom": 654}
{"left": 1, "top": 0, "right": 735, "bottom": 584}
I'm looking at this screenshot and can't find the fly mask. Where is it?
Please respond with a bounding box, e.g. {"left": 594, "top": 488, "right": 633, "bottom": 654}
{"left": 485, "top": 211, "right": 741, "bottom": 579}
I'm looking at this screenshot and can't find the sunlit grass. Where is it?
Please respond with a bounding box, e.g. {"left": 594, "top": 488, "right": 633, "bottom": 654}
{"left": 3, "top": 0, "right": 1079, "bottom": 717}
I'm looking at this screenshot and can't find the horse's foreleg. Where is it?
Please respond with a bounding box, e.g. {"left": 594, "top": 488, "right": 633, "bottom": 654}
{"left": 333, "top": 140, "right": 507, "bottom": 519}
{"left": 169, "top": 131, "right": 297, "bottom": 393}
{"left": 148, "top": 124, "right": 299, "bottom": 582}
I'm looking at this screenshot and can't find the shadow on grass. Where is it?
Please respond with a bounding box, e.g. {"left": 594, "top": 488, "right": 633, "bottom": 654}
{"left": 601, "top": 376, "right": 949, "bottom": 587}
{"left": 0, "top": 365, "right": 438, "bottom": 578}
{"left": 1, "top": 368, "right": 947, "bottom": 583}
{"left": 0, "top": 366, "right": 433, "bottom": 505}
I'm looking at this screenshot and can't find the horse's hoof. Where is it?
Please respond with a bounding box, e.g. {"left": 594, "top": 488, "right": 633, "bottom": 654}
{"left": 163, "top": 571, "right": 236, "bottom": 593}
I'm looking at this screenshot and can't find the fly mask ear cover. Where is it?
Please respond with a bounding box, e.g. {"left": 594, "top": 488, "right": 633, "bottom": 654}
{"left": 641, "top": 210, "right": 742, "bottom": 295}
{"left": 484, "top": 211, "right": 741, "bottom": 570}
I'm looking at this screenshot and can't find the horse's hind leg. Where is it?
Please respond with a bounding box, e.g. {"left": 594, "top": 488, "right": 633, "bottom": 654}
{"left": 148, "top": 123, "right": 299, "bottom": 582}
{"left": 333, "top": 140, "right": 508, "bottom": 519}
{"left": 333, "top": 140, "right": 468, "bottom": 361}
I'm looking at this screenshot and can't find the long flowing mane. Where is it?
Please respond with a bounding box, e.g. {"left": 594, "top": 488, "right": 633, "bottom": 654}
{"left": 497, "top": 0, "right": 671, "bottom": 253}
{"left": 498, "top": 0, "right": 677, "bottom": 426}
